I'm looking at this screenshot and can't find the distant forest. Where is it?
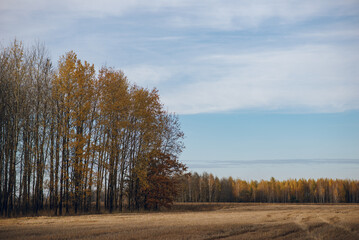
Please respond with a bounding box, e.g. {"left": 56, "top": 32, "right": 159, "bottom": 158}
{"left": 0, "top": 40, "right": 185, "bottom": 217}
{"left": 177, "top": 173, "right": 359, "bottom": 203}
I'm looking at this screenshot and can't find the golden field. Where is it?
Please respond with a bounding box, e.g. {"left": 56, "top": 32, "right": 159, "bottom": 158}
{"left": 0, "top": 203, "right": 358, "bottom": 240}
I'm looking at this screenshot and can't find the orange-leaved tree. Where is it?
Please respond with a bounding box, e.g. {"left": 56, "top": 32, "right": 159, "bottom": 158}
{"left": 144, "top": 151, "right": 186, "bottom": 210}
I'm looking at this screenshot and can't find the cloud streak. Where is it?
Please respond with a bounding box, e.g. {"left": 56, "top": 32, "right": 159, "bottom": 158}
{"left": 185, "top": 159, "right": 359, "bottom": 180}
{"left": 187, "top": 159, "right": 359, "bottom": 168}
{"left": 161, "top": 45, "right": 359, "bottom": 114}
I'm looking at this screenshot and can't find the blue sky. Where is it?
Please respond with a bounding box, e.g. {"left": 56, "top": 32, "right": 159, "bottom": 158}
{"left": 180, "top": 112, "right": 359, "bottom": 179}
{"left": 1, "top": 0, "right": 359, "bottom": 179}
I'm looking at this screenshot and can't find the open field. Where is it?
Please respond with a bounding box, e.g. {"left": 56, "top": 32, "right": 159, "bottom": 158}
{"left": 1, "top": 203, "right": 358, "bottom": 240}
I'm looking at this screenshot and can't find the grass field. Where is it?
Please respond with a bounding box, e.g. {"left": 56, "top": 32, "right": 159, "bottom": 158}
{"left": 1, "top": 203, "right": 358, "bottom": 239}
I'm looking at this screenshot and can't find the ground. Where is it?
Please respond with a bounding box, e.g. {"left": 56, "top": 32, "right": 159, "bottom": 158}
{"left": 0, "top": 203, "right": 358, "bottom": 240}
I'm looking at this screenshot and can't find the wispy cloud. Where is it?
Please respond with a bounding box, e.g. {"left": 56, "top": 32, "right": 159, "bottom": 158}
{"left": 2, "top": 0, "right": 359, "bottom": 33}
{"left": 2, "top": 0, "right": 358, "bottom": 28}
{"left": 187, "top": 159, "right": 359, "bottom": 169}
{"left": 161, "top": 44, "right": 359, "bottom": 114}
{"left": 1, "top": 0, "right": 358, "bottom": 114}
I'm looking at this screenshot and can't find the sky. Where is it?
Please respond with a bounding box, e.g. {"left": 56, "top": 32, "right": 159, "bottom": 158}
{"left": 1, "top": 0, "right": 359, "bottom": 180}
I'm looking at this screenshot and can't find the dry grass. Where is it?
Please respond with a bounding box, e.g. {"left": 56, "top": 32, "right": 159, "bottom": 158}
{"left": 1, "top": 203, "right": 358, "bottom": 240}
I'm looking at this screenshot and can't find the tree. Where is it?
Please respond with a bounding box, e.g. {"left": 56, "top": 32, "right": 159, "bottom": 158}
{"left": 98, "top": 67, "right": 129, "bottom": 212}
{"left": 144, "top": 151, "right": 186, "bottom": 210}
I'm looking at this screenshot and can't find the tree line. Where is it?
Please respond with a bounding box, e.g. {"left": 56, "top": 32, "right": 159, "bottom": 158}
{"left": 0, "top": 40, "right": 185, "bottom": 217}
{"left": 177, "top": 172, "right": 359, "bottom": 203}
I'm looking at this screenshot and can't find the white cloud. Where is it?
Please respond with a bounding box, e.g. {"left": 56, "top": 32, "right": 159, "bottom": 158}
{"left": 1, "top": 0, "right": 359, "bottom": 30}
{"left": 161, "top": 45, "right": 359, "bottom": 114}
